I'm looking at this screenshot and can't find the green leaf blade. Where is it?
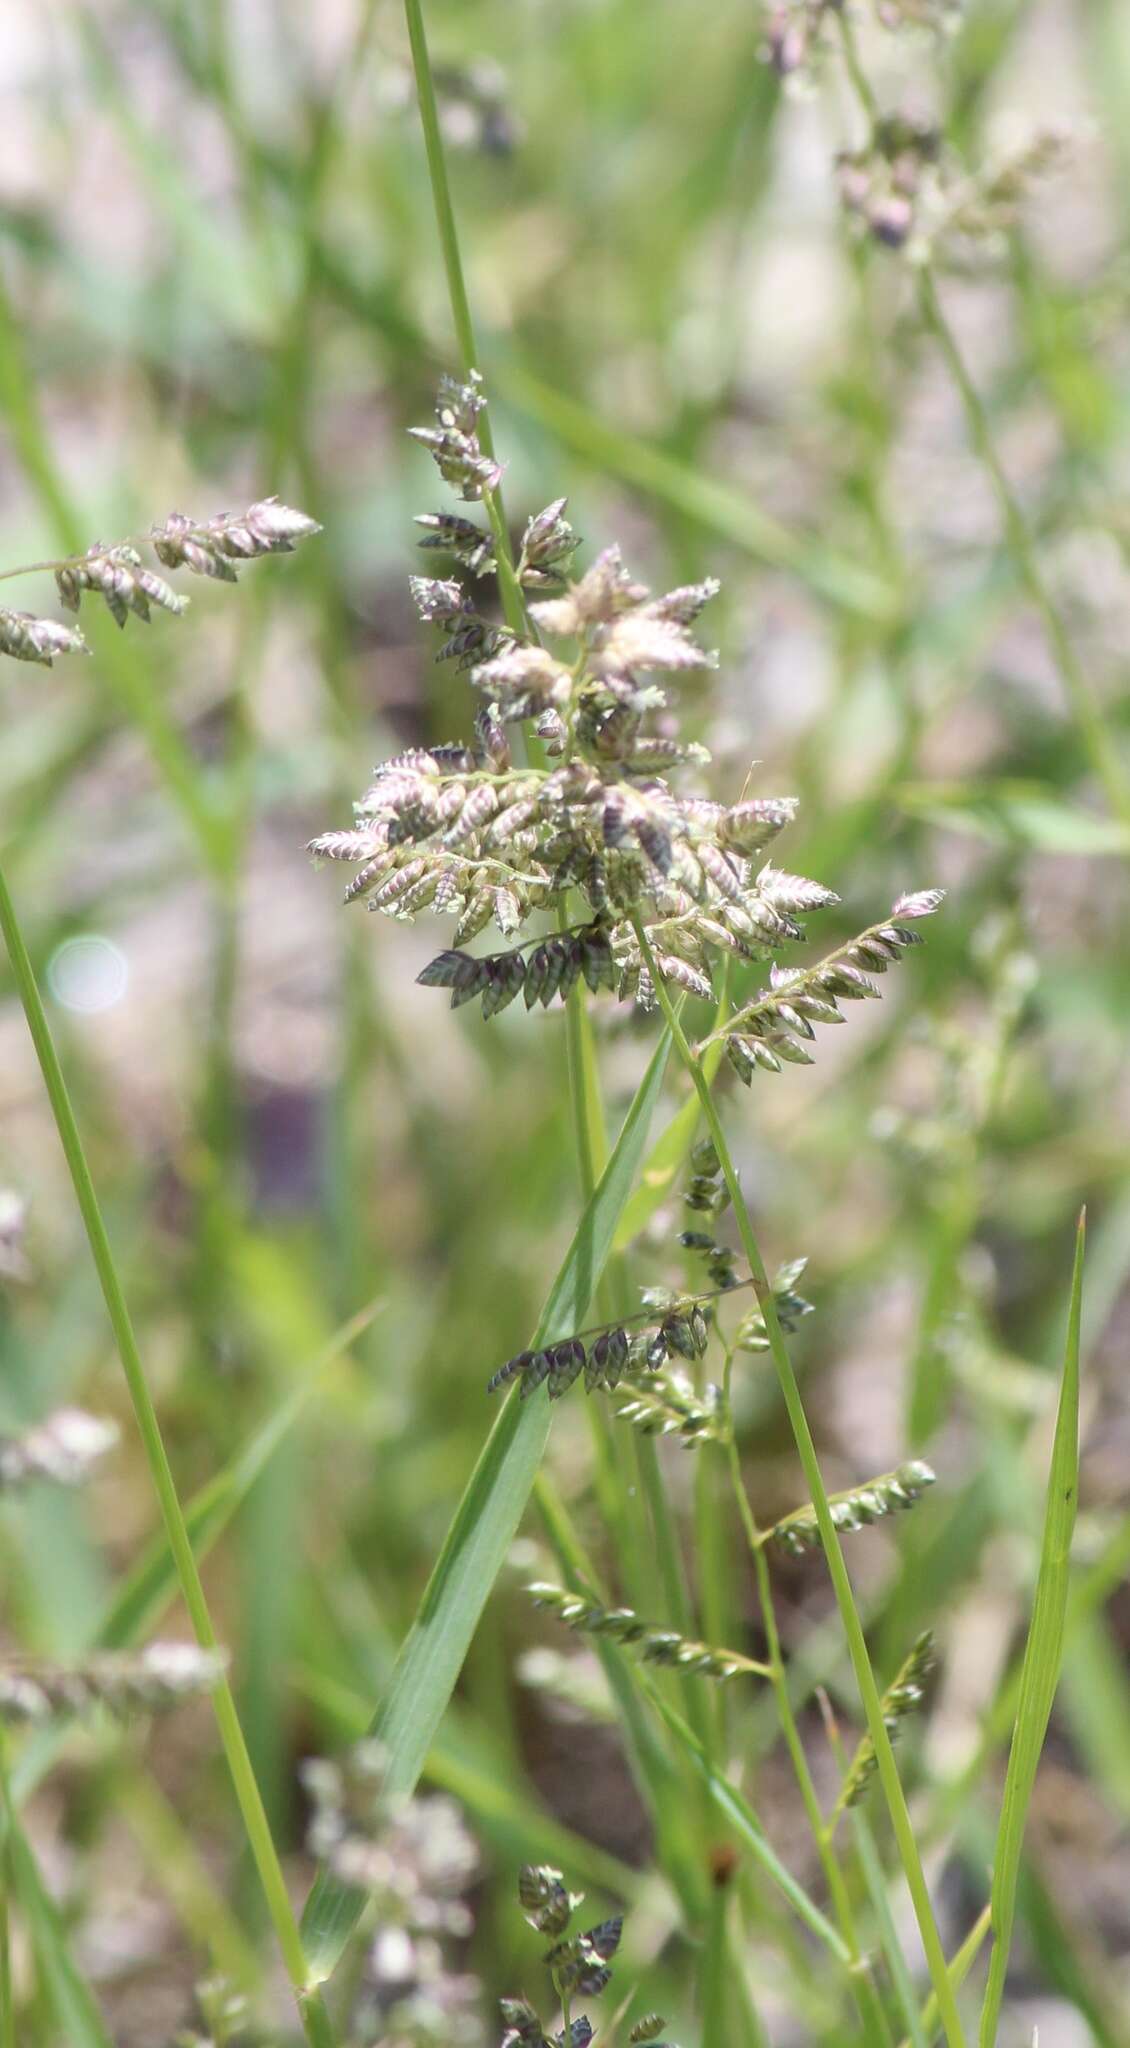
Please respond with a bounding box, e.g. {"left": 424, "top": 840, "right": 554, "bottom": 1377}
{"left": 300, "top": 1029, "right": 672, "bottom": 1982}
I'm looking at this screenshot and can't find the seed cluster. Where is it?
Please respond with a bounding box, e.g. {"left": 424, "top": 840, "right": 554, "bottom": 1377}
{"left": 0, "top": 498, "right": 319, "bottom": 668}
{"left": 0, "top": 1643, "right": 227, "bottom": 1724}
{"left": 714, "top": 891, "right": 944, "bottom": 1079}
{"left": 302, "top": 1740, "right": 483, "bottom": 2044}
{"left": 312, "top": 371, "right": 842, "bottom": 1014}
{"left": 487, "top": 1292, "right": 710, "bottom": 1402}
{"left": 418, "top": 922, "right": 616, "bottom": 1017}
{"left": 503, "top": 1864, "right": 676, "bottom": 2048}
{"left": 0, "top": 1407, "right": 118, "bottom": 1491}
{"left": 837, "top": 112, "right": 1073, "bottom": 260}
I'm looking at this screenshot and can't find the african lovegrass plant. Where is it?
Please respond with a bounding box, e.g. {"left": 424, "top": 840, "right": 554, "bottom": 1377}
{"left": 0, "top": 0, "right": 1106, "bottom": 2044}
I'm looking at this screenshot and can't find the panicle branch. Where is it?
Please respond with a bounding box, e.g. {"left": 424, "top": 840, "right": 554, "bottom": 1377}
{"left": 527, "top": 1583, "right": 770, "bottom": 1681}
{"left": 0, "top": 498, "right": 320, "bottom": 665}
{"left": 766, "top": 1460, "right": 936, "bottom": 1556}
{"left": 832, "top": 1631, "right": 936, "bottom": 1820}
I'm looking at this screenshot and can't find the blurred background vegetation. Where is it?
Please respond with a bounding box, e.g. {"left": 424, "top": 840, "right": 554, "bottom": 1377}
{"left": 1, "top": 1, "right": 1130, "bottom": 2042}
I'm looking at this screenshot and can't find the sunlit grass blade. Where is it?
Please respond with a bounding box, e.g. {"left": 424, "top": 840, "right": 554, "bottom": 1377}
{"left": 613, "top": 992, "right": 729, "bottom": 1250}
{"left": 642, "top": 1681, "right": 852, "bottom": 1966}
{"left": 978, "top": 1212, "right": 1085, "bottom": 2047}
{"left": 300, "top": 1028, "right": 672, "bottom": 1981}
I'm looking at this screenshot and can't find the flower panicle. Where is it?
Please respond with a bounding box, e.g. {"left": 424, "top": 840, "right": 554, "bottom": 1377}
{"left": 768, "top": 1460, "right": 936, "bottom": 1557}
{"left": 527, "top": 1583, "right": 769, "bottom": 1683}
{"left": 837, "top": 106, "right": 1074, "bottom": 260}
{"left": 313, "top": 372, "right": 853, "bottom": 1017}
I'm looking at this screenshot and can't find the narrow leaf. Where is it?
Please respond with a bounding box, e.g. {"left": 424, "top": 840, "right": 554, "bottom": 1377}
{"left": 978, "top": 1213, "right": 1084, "bottom": 2047}
{"left": 642, "top": 1680, "right": 851, "bottom": 1963}
{"left": 10, "top": 1301, "right": 380, "bottom": 1808}
{"left": 6, "top": 1819, "right": 114, "bottom": 2048}
{"left": 300, "top": 1030, "right": 672, "bottom": 1980}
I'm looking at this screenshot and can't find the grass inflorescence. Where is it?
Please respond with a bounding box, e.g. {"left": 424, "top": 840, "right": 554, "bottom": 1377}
{"left": 0, "top": 0, "right": 1113, "bottom": 2044}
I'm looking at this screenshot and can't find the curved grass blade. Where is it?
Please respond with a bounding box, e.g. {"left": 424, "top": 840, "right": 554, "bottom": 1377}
{"left": 978, "top": 1212, "right": 1085, "bottom": 2047}
{"left": 613, "top": 995, "right": 728, "bottom": 1250}
{"left": 641, "top": 1680, "right": 851, "bottom": 1965}
{"left": 9, "top": 1300, "right": 380, "bottom": 1809}
{"left": 300, "top": 1028, "right": 672, "bottom": 1981}
{"left": 4, "top": 1817, "right": 114, "bottom": 2048}
{"left": 899, "top": 1909, "right": 992, "bottom": 2048}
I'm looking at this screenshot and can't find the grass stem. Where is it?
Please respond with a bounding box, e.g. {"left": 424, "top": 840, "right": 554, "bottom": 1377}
{"left": 0, "top": 857, "right": 337, "bottom": 2048}
{"left": 401, "top": 0, "right": 527, "bottom": 639}
{"left": 632, "top": 913, "right": 967, "bottom": 2048}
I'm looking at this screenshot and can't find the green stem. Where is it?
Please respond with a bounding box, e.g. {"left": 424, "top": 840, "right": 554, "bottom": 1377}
{"left": 401, "top": 0, "right": 527, "bottom": 640}
{"left": 0, "top": 860, "right": 337, "bottom": 2048}
{"left": 632, "top": 915, "right": 967, "bottom": 2048}
{"left": 721, "top": 1349, "right": 894, "bottom": 2047}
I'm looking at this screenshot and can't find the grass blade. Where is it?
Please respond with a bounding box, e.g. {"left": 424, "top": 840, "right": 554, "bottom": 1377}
{"left": 300, "top": 1028, "right": 672, "bottom": 1980}
{"left": 642, "top": 1681, "right": 852, "bottom": 1966}
{"left": 4, "top": 1818, "right": 114, "bottom": 2048}
{"left": 978, "top": 1212, "right": 1085, "bottom": 2046}
{"left": 899, "top": 1909, "right": 992, "bottom": 2048}
{"left": 9, "top": 1300, "right": 381, "bottom": 1811}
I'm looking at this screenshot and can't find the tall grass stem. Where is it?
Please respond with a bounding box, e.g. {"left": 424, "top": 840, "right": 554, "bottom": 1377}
{"left": 0, "top": 857, "right": 337, "bottom": 2048}
{"left": 632, "top": 913, "right": 967, "bottom": 2048}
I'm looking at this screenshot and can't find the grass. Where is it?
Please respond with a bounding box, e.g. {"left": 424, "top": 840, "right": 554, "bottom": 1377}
{"left": 0, "top": 0, "right": 1125, "bottom": 2043}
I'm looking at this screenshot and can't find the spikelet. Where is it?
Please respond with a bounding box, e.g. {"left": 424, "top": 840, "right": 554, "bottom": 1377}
{"left": 615, "top": 1371, "right": 723, "bottom": 1447}
{"left": 835, "top": 1632, "right": 936, "bottom": 1815}
{"left": 0, "top": 606, "right": 89, "bottom": 667}
{"left": 527, "top": 1584, "right": 768, "bottom": 1681}
{"left": 768, "top": 1461, "right": 936, "bottom": 1557}
{"left": 735, "top": 1257, "right": 813, "bottom": 1352}
{"left": 151, "top": 498, "right": 321, "bottom": 578}
{"left": 56, "top": 544, "right": 187, "bottom": 628}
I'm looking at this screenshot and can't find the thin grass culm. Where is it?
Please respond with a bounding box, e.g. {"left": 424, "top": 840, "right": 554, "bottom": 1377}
{"left": 0, "top": 514, "right": 339, "bottom": 2048}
